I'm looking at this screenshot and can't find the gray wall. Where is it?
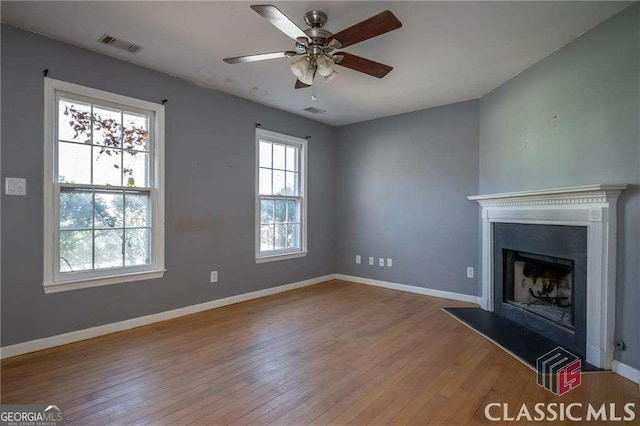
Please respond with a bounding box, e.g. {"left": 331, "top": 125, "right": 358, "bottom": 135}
{"left": 479, "top": 4, "right": 640, "bottom": 369}
{"left": 1, "top": 25, "right": 337, "bottom": 346}
{"left": 335, "top": 101, "right": 480, "bottom": 296}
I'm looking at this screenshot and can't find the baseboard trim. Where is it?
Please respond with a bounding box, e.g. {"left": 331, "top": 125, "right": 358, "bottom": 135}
{"left": 335, "top": 274, "right": 480, "bottom": 304}
{"left": 612, "top": 360, "right": 640, "bottom": 385}
{"left": 0, "top": 274, "right": 337, "bottom": 360}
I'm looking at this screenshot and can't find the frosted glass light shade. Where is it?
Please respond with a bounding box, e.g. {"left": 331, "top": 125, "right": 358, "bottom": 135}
{"left": 290, "top": 57, "right": 309, "bottom": 79}
{"left": 324, "top": 71, "right": 337, "bottom": 82}
{"left": 316, "top": 55, "right": 334, "bottom": 77}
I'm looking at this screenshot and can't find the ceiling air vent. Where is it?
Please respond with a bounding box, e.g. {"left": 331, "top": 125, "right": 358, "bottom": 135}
{"left": 98, "top": 34, "right": 143, "bottom": 54}
{"left": 303, "top": 107, "right": 326, "bottom": 114}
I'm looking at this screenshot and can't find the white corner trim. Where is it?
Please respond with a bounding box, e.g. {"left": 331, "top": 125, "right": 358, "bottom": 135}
{"left": 612, "top": 360, "right": 640, "bottom": 385}
{"left": 0, "top": 274, "right": 337, "bottom": 360}
{"left": 335, "top": 274, "right": 479, "bottom": 304}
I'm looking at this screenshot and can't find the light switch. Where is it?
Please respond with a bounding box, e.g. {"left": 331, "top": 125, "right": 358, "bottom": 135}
{"left": 5, "top": 178, "right": 26, "bottom": 196}
{"left": 379, "top": 258, "right": 385, "bottom": 267}
{"left": 369, "top": 257, "right": 374, "bottom": 266}
{"left": 355, "top": 255, "right": 361, "bottom": 264}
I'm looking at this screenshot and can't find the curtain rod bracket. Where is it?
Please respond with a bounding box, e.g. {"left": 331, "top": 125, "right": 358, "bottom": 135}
{"left": 255, "top": 123, "right": 262, "bottom": 128}
{"left": 161, "top": 99, "right": 168, "bottom": 105}
{"left": 43, "top": 69, "right": 49, "bottom": 77}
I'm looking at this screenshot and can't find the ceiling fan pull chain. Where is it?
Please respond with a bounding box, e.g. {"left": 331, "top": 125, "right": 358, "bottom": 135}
{"left": 311, "top": 81, "right": 317, "bottom": 102}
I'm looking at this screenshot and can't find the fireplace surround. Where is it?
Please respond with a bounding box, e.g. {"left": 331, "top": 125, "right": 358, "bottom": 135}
{"left": 469, "top": 185, "right": 626, "bottom": 369}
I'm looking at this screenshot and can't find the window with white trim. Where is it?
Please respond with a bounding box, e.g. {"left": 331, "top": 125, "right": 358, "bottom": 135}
{"left": 43, "top": 78, "right": 165, "bottom": 293}
{"left": 256, "top": 128, "right": 307, "bottom": 262}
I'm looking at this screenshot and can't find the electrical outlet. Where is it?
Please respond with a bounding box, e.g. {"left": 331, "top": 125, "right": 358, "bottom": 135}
{"left": 210, "top": 271, "right": 218, "bottom": 283}
{"left": 467, "top": 267, "right": 474, "bottom": 279}
{"left": 369, "top": 257, "right": 374, "bottom": 266}
{"left": 355, "top": 255, "right": 361, "bottom": 264}
{"left": 387, "top": 258, "right": 393, "bottom": 267}
{"left": 379, "top": 258, "right": 384, "bottom": 267}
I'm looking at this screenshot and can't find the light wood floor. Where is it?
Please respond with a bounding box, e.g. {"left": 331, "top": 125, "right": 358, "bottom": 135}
{"left": 1, "top": 280, "right": 638, "bottom": 425}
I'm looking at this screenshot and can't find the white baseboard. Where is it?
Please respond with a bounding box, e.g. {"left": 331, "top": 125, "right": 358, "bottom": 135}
{"left": 335, "top": 274, "right": 480, "bottom": 304}
{"left": 0, "top": 274, "right": 336, "bottom": 360}
{"left": 612, "top": 360, "right": 640, "bottom": 385}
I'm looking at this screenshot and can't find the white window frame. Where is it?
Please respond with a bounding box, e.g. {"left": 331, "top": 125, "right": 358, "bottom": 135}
{"left": 255, "top": 128, "right": 308, "bottom": 263}
{"left": 43, "top": 78, "right": 165, "bottom": 293}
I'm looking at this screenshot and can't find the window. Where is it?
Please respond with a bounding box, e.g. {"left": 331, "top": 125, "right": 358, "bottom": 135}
{"left": 43, "top": 78, "right": 165, "bottom": 293}
{"left": 255, "top": 128, "right": 307, "bottom": 262}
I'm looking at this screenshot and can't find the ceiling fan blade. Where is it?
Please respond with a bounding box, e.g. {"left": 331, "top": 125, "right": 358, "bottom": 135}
{"left": 328, "top": 10, "right": 402, "bottom": 48}
{"left": 295, "top": 79, "right": 310, "bottom": 89}
{"left": 251, "top": 5, "right": 307, "bottom": 40}
{"left": 334, "top": 52, "right": 393, "bottom": 78}
{"left": 223, "top": 51, "right": 296, "bottom": 64}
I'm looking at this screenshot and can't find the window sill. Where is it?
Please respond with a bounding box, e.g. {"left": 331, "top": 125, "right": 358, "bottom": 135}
{"left": 256, "top": 251, "right": 308, "bottom": 264}
{"left": 43, "top": 270, "right": 166, "bottom": 294}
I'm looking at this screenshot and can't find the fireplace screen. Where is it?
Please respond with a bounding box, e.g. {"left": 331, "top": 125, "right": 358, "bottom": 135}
{"left": 503, "top": 250, "right": 574, "bottom": 329}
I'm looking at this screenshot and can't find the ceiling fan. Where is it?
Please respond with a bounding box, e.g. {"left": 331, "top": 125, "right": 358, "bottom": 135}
{"left": 223, "top": 5, "right": 402, "bottom": 99}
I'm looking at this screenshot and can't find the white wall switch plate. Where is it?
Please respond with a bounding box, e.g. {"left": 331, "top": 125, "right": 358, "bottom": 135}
{"left": 467, "top": 267, "right": 474, "bottom": 278}
{"left": 210, "top": 271, "right": 218, "bottom": 283}
{"left": 387, "top": 258, "right": 393, "bottom": 267}
{"left": 379, "top": 258, "right": 385, "bottom": 267}
{"left": 355, "top": 255, "right": 361, "bottom": 264}
{"left": 369, "top": 257, "right": 374, "bottom": 266}
{"left": 5, "top": 178, "right": 26, "bottom": 196}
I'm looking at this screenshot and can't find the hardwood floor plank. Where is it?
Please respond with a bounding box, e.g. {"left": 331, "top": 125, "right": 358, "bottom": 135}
{"left": 1, "top": 280, "right": 637, "bottom": 426}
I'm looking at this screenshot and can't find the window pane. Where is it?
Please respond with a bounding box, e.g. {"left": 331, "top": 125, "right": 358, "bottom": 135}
{"left": 259, "top": 168, "right": 272, "bottom": 194}
{"left": 285, "top": 171, "right": 298, "bottom": 195}
{"left": 273, "top": 144, "right": 285, "bottom": 170}
{"left": 59, "top": 99, "right": 91, "bottom": 143}
{"left": 260, "top": 198, "right": 274, "bottom": 224}
{"left": 58, "top": 142, "right": 91, "bottom": 184}
{"left": 60, "top": 230, "right": 92, "bottom": 272}
{"left": 274, "top": 199, "right": 286, "bottom": 223}
{"left": 94, "top": 191, "right": 124, "bottom": 229}
{"left": 95, "top": 229, "right": 124, "bottom": 269}
{"left": 123, "top": 112, "right": 149, "bottom": 151}
{"left": 125, "top": 228, "right": 151, "bottom": 266}
{"left": 259, "top": 141, "right": 272, "bottom": 168}
{"left": 287, "top": 200, "right": 299, "bottom": 223}
{"left": 123, "top": 150, "right": 149, "bottom": 187}
{"left": 93, "top": 105, "right": 122, "bottom": 147}
{"left": 93, "top": 146, "right": 122, "bottom": 186}
{"left": 273, "top": 170, "right": 285, "bottom": 195}
{"left": 287, "top": 224, "right": 300, "bottom": 249}
{"left": 260, "top": 225, "right": 274, "bottom": 252}
{"left": 286, "top": 146, "right": 297, "bottom": 172}
{"left": 60, "top": 189, "right": 93, "bottom": 230}
{"left": 274, "top": 224, "right": 286, "bottom": 250}
{"left": 125, "top": 192, "right": 150, "bottom": 227}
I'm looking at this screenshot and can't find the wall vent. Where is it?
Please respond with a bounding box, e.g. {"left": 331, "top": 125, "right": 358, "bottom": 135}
{"left": 303, "top": 107, "right": 326, "bottom": 114}
{"left": 98, "top": 34, "right": 143, "bottom": 54}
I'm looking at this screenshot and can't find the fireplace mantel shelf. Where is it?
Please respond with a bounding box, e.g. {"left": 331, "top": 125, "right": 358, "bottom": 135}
{"left": 468, "top": 184, "right": 627, "bottom": 204}
{"left": 468, "top": 184, "right": 628, "bottom": 369}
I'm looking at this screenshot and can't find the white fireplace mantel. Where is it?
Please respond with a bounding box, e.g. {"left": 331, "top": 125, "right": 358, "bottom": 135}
{"left": 468, "top": 184, "right": 627, "bottom": 369}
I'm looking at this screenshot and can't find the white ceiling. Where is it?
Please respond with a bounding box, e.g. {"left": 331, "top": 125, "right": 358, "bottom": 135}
{"left": 1, "top": 1, "right": 630, "bottom": 126}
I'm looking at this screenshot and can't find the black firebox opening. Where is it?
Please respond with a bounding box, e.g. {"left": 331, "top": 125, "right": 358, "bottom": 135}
{"left": 503, "top": 250, "right": 575, "bottom": 330}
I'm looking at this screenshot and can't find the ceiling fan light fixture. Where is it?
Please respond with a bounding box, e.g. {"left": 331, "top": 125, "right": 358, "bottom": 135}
{"left": 299, "top": 65, "right": 315, "bottom": 86}
{"left": 290, "top": 56, "right": 309, "bottom": 79}
{"left": 324, "top": 70, "right": 338, "bottom": 82}
{"left": 316, "top": 55, "right": 334, "bottom": 77}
